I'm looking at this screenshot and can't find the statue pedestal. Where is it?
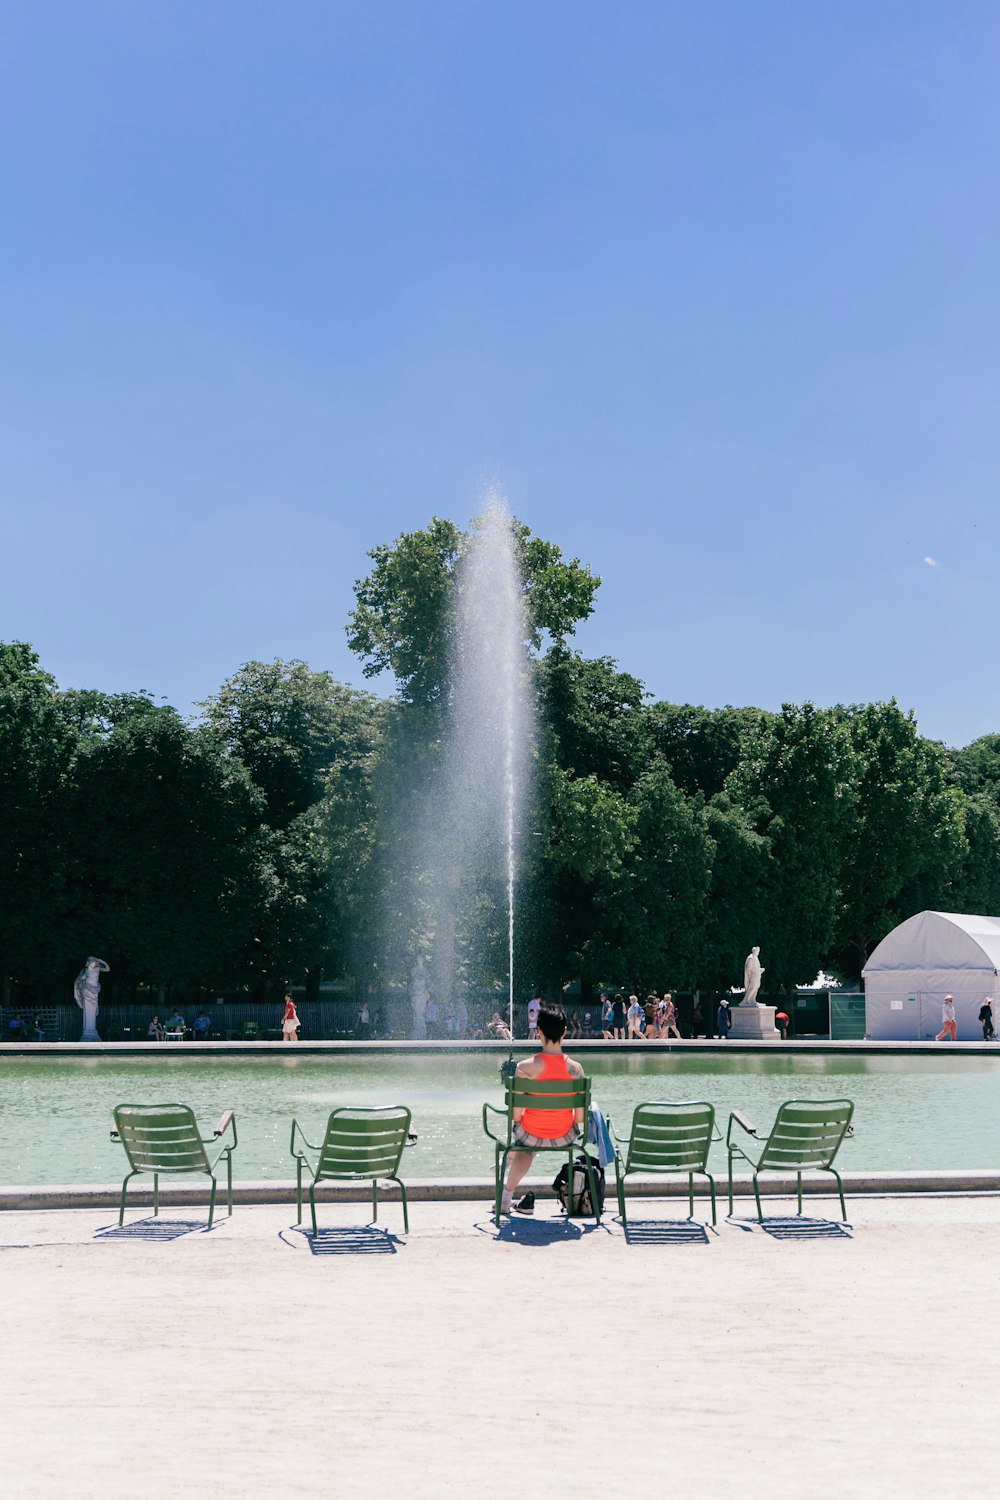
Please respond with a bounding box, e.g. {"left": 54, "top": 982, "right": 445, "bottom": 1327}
{"left": 80, "top": 999, "right": 101, "bottom": 1042}
{"left": 729, "top": 1005, "right": 780, "bottom": 1041}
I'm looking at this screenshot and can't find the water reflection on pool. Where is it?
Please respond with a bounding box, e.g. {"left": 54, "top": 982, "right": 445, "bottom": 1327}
{"left": 1, "top": 1049, "right": 998, "bottom": 1183}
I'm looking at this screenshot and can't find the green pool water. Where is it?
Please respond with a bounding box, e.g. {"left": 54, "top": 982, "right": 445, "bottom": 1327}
{"left": 2, "top": 1050, "right": 998, "bottom": 1184}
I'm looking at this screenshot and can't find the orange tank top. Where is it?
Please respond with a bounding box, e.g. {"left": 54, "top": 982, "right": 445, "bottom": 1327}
{"left": 519, "top": 1052, "right": 577, "bottom": 1139}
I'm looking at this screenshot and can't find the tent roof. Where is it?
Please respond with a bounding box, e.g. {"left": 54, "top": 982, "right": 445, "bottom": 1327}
{"left": 863, "top": 910, "right": 1000, "bottom": 977}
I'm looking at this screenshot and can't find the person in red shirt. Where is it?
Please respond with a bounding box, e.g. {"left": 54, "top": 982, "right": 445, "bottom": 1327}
{"left": 500, "top": 1005, "right": 584, "bottom": 1215}
{"left": 775, "top": 1009, "right": 790, "bottom": 1040}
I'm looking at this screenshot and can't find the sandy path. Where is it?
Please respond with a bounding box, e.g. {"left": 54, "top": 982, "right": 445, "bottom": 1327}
{"left": 0, "top": 1194, "right": 995, "bottom": 1500}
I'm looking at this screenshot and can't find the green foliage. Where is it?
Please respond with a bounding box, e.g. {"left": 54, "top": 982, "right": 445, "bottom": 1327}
{"left": 647, "top": 702, "right": 774, "bottom": 798}
{"left": 0, "top": 643, "right": 74, "bottom": 981}
{"left": 201, "top": 659, "right": 384, "bottom": 830}
{"left": 728, "top": 703, "right": 854, "bottom": 990}
{"left": 64, "top": 710, "right": 266, "bottom": 985}
{"left": 347, "top": 515, "right": 600, "bottom": 706}
{"left": 830, "top": 702, "right": 965, "bottom": 973}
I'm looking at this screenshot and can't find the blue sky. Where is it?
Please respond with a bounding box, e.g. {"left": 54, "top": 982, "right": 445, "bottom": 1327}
{"left": 2, "top": 2, "right": 999, "bottom": 745}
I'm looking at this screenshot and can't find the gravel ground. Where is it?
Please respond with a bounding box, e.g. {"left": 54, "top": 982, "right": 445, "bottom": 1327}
{"left": 1, "top": 1192, "right": 996, "bottom": 1500}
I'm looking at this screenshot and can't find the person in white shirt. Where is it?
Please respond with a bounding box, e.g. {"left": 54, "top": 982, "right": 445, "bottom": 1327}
{"left": 935, "top": 995, "right": 957, "bottom": 1042}
{"left": 627, "top": 995, "right": 645, "bottom": 1039}
{"left": 527, "top": 996, "right": 541, "bottom": 1040}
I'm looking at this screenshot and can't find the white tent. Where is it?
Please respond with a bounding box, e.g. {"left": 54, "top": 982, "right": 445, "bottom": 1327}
{"left": 862, "top": 910, "right": 1000, "bottom": 1040}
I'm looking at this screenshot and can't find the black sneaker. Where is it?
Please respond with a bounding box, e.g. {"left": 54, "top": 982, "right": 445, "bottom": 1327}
{"left": 513, "top": 1191, "right": 535, "bottom": 1215}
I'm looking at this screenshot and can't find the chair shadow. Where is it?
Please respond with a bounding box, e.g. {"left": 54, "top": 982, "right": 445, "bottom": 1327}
{"left": 729, "top": 1215, "right": 853, "bottom": 1241}
{"left": 621, "top": 1217, "right": 713, "bottom": 1246}
{"left": 95, "top": 1218, "right": 215, "bottom": 1242}
{"left": 282, "top": 1224, "right": 401, "bottom": 1256}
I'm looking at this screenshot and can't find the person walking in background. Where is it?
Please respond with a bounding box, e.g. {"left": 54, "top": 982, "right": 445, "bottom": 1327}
{"left": 627, "top": 995, "right": 645, "bottom": 1039}
{"left": 527, "top": 995, "right": 541, "bottom": 1040}
{"left": 935, "top": 994, "right": 957, "bottom": 1042}
{"left": 611, "top": 992, "right": 627, "bottom": 1040}
{"left": 644, "top": 996, "right": 660, "bottom": 1039}
{"left": 282, "top": 995, "right": 300, "bottom": 1042}
{"left": 716, "top": 998, "right": 731, "bottom": 1039}
{"left": 356, "top": 1000, "right": 372, "bottom": 1039}
{"left": 978, "top": 996, "right": 994, "bottom": 1041}
{"left": 775, "top": 1009, "right": 790, "bottom": 1041}
{"left": 659, "top": 992, "right": 681, "bottom": 1040}
{"left": 600, "top": 993, "right": 613, "bottom": 1039}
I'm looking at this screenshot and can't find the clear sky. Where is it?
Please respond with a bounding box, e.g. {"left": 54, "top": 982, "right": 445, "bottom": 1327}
{"left": 2, "top": 2, "right": 999, "bottom": 746}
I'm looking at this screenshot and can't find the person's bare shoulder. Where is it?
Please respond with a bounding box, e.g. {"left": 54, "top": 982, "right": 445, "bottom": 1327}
{"left": 516, "top": 1056, "right": 544, "bottom": 1077}
{"left": 565, "top": 1056, "right": 584, "bottom": 1078}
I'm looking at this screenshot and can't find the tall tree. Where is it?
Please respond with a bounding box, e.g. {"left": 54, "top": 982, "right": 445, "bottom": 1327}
{"left": 728, "top": 703, "right": 854, "bottom": 990}
{"left": 830, "top": 702, "right": 965, "bottom": 976}
{"left": 0, "top": 643, "right": 75, "bottom": 990}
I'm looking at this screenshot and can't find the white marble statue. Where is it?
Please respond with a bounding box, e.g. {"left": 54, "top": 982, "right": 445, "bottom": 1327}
{"left": 741, "top": 946, "right": 764, "bottom": 1008}
{"left": 409, "top": 956, "right": 430, "bottom": 1039}
{"left": 74, "top": 956, "right": 110, "bottom": 1041}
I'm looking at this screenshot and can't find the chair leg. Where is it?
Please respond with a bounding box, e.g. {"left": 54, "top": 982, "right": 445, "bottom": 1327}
{"left": 119, "top": 1172, "right": 136, "bottom": 1227}
{"left": 614, "top": 1155, "right": 627, "bottom": 1225}
{"left": 296, "top": 1158, "right": 303, "bottom": 1225}
{"left": 688, "top": 1173, "right": 694, "bottom": 1220}
{"left": 584, "top": 1155, "right": 601, "bottom": 1224}
{"left": 727, "top": 1151, "right": 735, "bottom": 1216}
{"left": 394, "top": 1176, "right": 409, "bottom": 1233}
{"left": 705, "top": 1172, "right": 717, "bottom": 1226}
{"left": 752, "top": 1171, "right": 763, "bottom": 1221}
{"left": 372, "top": 1178, "right": 379, "bottom": 1224}
{"left": 226, "top": 1151, "right": 233, "bottom": 1218}
{"left": 207, "top": 1175, "right": 217, "bottom": 1230}
{"left": 797, "top": 1170, "right": 803, "bottom": 1215}
{"left": 310, "top": 1178, "right": 319, "bottom": 1236}
{"left": 494, "top": 1147, "right": 508, "bottom": 1227}
{"left": 831, "top": 1167, "right": 847, "bottom": 1222}
{"left": 153, "top": 1173, "right": 159, "bottom": 1218}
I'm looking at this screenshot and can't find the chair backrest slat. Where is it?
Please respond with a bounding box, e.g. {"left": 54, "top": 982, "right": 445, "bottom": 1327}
{"left": 504, "top": 1077, "right": 590, "bottom": 1111}
{"left": 624, "top": 1101, "right": 715, "bottom": 1174}
{"left": 317, "top": 1106, "right": 412, "bottom": 1181}
{"left": 114, "top": 1105, "right": 210, "bottom": 1174}
{"left": 759, "top": 1099, "right": 854, "bottom": 1171}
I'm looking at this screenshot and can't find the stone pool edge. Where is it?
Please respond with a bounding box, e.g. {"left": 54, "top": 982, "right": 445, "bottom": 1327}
{"left": 3, "top": 1168, "right": 1000, "bottom": 1211}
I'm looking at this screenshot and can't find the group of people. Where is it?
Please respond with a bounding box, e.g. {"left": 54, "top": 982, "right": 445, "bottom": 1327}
{"left": 597, "top": 992, "right": 683, "bottom": 1040}
{"left": 148, "top": 1009, "right": 212, "bottom": 1040}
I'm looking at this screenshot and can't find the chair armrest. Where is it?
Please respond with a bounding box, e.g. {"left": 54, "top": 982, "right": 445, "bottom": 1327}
{"left": 213, "top": 1109, "right": 235, "bottom": 1140}
{"left": 727, "top": 1108, "right": 758, "bottom": 1146}
{"left": 482, "top": 1102, "right": 510, "bottom": 1145}
{"left": 289, "top": 1118, "right": 318, "bottom": 1158}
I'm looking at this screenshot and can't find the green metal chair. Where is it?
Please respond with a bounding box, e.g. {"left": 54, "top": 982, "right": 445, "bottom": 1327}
{"left": 482, "top": 1074, "right": 600, "bottom": 1227}
{"left": 112, "top": 1104, "right": 237, "bottom": 1228}
{"left": 290, "top": 1105, "right": 413, "bottom": 1235}
{"left": 727, "top": 1098, "right": 855, "bottom": 1221}
{"left": 609, "top": 1100, "right": 718, "bottom": 1226}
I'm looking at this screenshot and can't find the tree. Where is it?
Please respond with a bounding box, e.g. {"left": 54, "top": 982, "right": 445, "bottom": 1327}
{"left": 64, "top": 710, "right": 266, "bottom": 991}
{"left": 612, "top": 767, "right": 714, "bottom": 990}
{"left": 0, "top": 643, "right": 75, "bottom": 992}
{"left": 540, "top": 650, "right": 651, "bottom": 792}
{"left": 647, "top": 702, "right": 774, "bottom": 798}
{"left": 830, "top": 702, "right": 965, "bottom": 976}
{"left": 201, "top": 659, "right": 384, "bottom": 830}
{"left": 347, "top": 515, "right": 600, "bottom": 707}
{"left": 727, "top": 703, "right": 854, "bottom": 990}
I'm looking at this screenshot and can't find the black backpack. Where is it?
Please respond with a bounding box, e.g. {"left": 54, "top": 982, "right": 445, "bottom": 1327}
{"left": 552, "top": 1155, "right": 605, "bottom": 1216}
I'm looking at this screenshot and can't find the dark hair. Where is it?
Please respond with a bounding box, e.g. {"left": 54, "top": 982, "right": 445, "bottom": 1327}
{"left": 537, "top": 1005, "right": 567, "bottom": 1043}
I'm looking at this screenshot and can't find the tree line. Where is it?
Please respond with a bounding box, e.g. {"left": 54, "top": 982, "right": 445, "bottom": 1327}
{"left": 4, "top": 515, "right": 1000, "bottom": 1006}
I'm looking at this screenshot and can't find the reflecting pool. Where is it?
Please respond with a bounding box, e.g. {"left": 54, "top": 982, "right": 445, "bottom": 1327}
{"left": 2, "top": 1049, "right": 998, "bottom": 1184}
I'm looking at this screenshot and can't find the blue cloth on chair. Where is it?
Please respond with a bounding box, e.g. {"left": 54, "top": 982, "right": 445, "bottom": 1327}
{"left": 588, "top": 1106, "right": 614, "bottom": 1170}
